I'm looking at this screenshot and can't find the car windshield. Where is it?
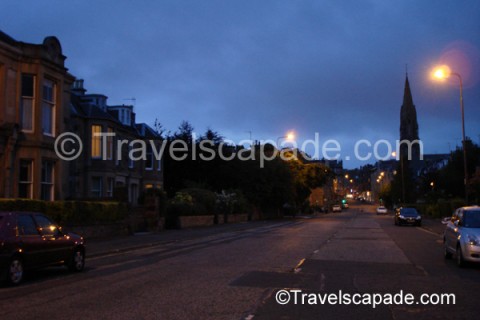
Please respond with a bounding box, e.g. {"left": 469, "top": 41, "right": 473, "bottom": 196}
{"left": 401, "top": 208, "right": 418, "bottom": 217}
{"left": 463, "top": 210, "right": 480, "bottom": 228}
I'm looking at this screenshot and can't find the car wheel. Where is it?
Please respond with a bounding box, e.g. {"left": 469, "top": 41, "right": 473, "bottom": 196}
{"left": 68, "top": 249, "right": 85, "bottom": 272}
{"left": 444, "top": 244, "right": 452, "bottom": 260}
{"left": 417, "top": 222, "right": 422, "bottom": 227}
{"left": 456, "top": 245, "right": 465, "bottom": 267}
{"left": 7, "top": 257, "right": 24, "bottom": 286}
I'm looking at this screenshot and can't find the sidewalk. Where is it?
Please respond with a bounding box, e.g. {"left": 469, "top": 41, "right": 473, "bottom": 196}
{"left": 84, "top": 220, "right": 279, "bottom": 258}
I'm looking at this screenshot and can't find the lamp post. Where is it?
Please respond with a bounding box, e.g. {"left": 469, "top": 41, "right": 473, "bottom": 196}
{"left": 277, "top": 132, "right": 295, "bottom": 149}
{"left": 433, "top": 65, "right": 469, "bottom": 203}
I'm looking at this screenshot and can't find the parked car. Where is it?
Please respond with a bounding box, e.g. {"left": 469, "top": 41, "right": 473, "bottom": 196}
{"left": 332, "top": 204, "right": 342, "bottom": 212}
{"left": 376, "top": 206, "right": 388, "bottom": 215}
{"left": 394, "top": 207, "right": 421, "bottom": 226}
{"left": 444, "top": 206, "right": 480, "bottom": 267}
{"left": 0, "top": 211, "right": 85, "bottom": 285}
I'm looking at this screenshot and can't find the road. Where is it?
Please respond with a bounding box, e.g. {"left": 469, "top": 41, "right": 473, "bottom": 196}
{"left": 1, "top": 204, "right": 479, "bottom": 319}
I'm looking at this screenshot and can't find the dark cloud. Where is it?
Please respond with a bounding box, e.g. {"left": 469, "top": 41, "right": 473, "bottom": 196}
{"left": 2, "top": 0, "right": 479, "bottom": 167}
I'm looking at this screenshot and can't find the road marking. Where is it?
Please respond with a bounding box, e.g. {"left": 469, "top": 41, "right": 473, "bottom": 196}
{"left": 416, "top": 226, "right": 442, "bottom": 237}
{"left": 293, "top": 258, "right": 306, "bottom": 273}
{"left": 319, "top": 273, "right": 326, "bottom": 291}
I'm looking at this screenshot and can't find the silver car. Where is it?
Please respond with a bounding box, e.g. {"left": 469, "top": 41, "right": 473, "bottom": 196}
{"left": 444, "top": 206, "right": 480, "bottom": 267}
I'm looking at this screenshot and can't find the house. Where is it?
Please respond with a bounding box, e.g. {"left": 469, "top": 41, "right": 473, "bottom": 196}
{"left": 69, "top": 80, "right": 163, "bottom": 204}
{"left": 0, "top": 29, "right": 163, "bottom": 204}
{"left": 0, "top": 30, "right": 75, "bottom": 200}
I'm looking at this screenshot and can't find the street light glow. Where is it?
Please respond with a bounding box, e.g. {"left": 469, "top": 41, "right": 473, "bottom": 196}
{"left": 286, "top": 132, "right": 295, "bottom": 140}
{"left": 432, "top": 65, "right": 451, "bottom": 80}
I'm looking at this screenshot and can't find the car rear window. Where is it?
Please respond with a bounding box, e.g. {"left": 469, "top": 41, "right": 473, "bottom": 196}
{"left": 401, "top": 208, "right": 419, "bottom": 216}
{"left": 464, "top": 210, "right": 480, "bottom": 228}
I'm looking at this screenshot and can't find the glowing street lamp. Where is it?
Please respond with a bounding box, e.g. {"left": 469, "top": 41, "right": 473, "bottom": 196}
{"left": 277, "top": 131, "right": 295, "bottom": 148}
{"left": 432, "top": 65, "right": 469, "bottom": 203}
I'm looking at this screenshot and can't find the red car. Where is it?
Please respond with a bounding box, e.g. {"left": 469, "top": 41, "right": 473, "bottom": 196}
{"left": 0, "top": 211, "right": 85, "bottom": 285}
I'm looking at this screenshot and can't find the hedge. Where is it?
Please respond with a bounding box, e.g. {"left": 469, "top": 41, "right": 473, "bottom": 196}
{"left": 0, "top": 199, "right": 128, "bottom": 225}
{"left": 405, "top": 198, "right": 466, "bottom": 218}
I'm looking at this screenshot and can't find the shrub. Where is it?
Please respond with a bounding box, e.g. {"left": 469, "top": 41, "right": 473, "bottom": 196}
{"left": 181, "top": 188, "right": 216, "bottom": 213}
{"left": 0, "top": 199, "right": 127, "bottom": 225}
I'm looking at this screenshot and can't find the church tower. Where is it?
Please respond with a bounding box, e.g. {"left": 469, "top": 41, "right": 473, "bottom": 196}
{"left": 399, "top": 74, "right": 420, "bottom": 162}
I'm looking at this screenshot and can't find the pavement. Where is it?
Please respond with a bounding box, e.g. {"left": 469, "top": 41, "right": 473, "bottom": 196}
{"left": 85, "top": 219, "right": 283, "bottom": 258}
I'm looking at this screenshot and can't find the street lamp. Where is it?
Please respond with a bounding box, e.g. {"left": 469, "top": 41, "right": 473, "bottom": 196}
{"left": 432, "top": 65, "right": 469, "bottom": 203}
{"left": 277, "top": 131, "right": 295, "bottom": 148}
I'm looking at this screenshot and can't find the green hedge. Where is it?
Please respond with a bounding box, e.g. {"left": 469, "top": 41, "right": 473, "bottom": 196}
{"left": 0, "top": 199, "right": 128, "bottom": 225}
{"left": 407, "top": 198, "right": 466, "bottom": 218}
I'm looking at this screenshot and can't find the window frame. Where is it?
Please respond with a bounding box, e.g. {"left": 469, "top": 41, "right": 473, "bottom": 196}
{"left": 18, "top": 159, "right": 33, "bottom": 199}
{"left": 20, "top": 74, "right": 35, "bottom": 132}
{"left": 40, "top": 160, "right": 55, "bottom": 201}
{"left": 91, "top": 177, "right": 103, "bottom": 198}
{"left": 91, "top": 124, "right": 103, "bottom": 159}
{"left": 42, "top": 78, "right": 56, "bottom": 136}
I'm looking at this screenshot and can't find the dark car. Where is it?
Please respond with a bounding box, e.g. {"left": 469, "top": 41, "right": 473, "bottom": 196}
{"left": 394, "top": 207, "right": 422, "bottom": 226}
{"left": 0, "top": 211, "right": 85, "bottom": 285}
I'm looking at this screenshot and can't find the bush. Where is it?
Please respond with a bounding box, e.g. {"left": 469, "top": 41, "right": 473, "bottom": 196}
{"left": 181, "top": 188, "right": 216, "bottom": 213}
{"left": 0, "top": 199, "right": 128, "bottom": 225}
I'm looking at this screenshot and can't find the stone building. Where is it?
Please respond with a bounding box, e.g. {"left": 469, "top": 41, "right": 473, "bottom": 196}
{"left": 0, "top": 30, "right": 163, "bottom": 203}
{"left": 0, "top": 30, "right": 75, "bottom": 200}
{"left": 69, "top": 79, "right": 163, "bottom": 204}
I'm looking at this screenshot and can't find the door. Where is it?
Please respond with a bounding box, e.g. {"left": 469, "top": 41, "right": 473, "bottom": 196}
{"left": 16, "top": 214, "right": 48, "bottom": 268}
{"left": 33, "top": 214, "right": 72, "bottom": 264}
{"left": 445, "top": 209, "right": 461, "bottom": 251}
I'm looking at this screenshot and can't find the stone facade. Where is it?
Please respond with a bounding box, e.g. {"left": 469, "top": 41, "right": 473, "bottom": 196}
{"left": 0, "top": 30, "right": 163, "bottom": 203}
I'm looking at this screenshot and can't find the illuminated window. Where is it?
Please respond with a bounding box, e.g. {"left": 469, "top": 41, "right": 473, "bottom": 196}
{"left": 91, "top": 125, "right": 102, "bottom": 158}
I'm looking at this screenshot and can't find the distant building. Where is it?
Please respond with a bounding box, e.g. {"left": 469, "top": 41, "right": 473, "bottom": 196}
{"left": 69, "top": 80, "right": 163, "bottom": 204}
{"left": 0, "top": 30, "right": 75, "bottom": 200}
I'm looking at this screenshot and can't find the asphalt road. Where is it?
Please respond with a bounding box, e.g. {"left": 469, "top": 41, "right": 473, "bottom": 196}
{"left": 1, "top": 204, "right": 479, "bottom": 320}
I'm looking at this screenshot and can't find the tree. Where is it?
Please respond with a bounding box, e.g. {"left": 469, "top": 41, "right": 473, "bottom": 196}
{"left": 173, "top": 120, "right": 195, "bottom": 144}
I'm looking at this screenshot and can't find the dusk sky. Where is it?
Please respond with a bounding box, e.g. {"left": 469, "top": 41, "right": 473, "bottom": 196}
{"left": 2, "top": 0, "right": 479, "bottom": 168}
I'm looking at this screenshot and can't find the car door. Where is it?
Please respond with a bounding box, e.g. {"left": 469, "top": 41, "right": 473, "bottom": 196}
{"left": 16, "top": 213, "right": 48, "bottom": 268}
{"left": 33, "top": 214, "right": 72, "bottom": 264}
{"left": 445, "top": 209, "right": 461, "bottom": 251}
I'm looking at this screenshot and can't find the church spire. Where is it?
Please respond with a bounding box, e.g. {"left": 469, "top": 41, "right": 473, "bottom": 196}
{"left": 400, "top": 73, "right": 420, "bottom": 162}
{"left": 403, "top": 74, "right": 414, "bottom": 107}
